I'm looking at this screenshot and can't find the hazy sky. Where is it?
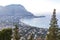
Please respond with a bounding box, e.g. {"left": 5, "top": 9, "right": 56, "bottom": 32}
{"left": 0, "top": 0, "right": 60, "bottom": 15}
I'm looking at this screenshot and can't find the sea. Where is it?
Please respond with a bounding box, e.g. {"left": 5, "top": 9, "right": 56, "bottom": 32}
{"left": 21, "top": 14, "right": 60, "bottom": 28}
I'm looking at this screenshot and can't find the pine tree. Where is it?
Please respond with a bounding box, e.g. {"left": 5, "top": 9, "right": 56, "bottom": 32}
{"left": 13, "top": 25, "right": 20, "bottom": 40}
{"left": 46, "top": 9, "right": 59, "bottom": 40}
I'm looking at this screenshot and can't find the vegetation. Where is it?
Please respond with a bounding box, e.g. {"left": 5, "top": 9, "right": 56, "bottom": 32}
{"left": 0, "top": 28, "right": 12, "bottom": 40}
{"left": 46, "top": 9, "right": 59, "bottom": 40}
{"left": 13, "top": 25, "right": 20, "bottom": 40}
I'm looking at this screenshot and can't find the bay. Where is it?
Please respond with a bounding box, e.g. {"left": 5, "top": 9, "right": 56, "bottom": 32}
{"left": 21, "top": 14, "right": 60, "bottom": 28}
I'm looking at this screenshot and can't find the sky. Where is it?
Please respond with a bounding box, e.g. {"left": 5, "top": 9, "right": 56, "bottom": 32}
{"left": 0, "top": 0, "right": 60, "bottom": 15}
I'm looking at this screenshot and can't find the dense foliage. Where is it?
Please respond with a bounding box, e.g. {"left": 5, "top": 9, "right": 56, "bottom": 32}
{"left": 0, "top": 28, "right": 12, "bottom": 40}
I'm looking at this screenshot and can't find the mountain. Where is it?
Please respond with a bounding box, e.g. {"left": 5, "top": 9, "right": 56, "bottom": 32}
{"left": 0, "top": 4, "right": 34, "bottom": 18}
{"left": 0, "top": 4, "right": 45, "bottom": 24}
{"left": 5, "top": 4, "right": 34, "bottom": 17}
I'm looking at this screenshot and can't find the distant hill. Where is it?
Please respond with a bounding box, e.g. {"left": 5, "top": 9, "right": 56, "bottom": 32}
{"left": 0, "top": 4, "right": 45, "bottom": 18}
{"left": 0, "top": 4, "right": 34, "bottom": 18}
